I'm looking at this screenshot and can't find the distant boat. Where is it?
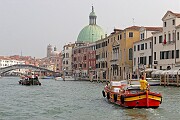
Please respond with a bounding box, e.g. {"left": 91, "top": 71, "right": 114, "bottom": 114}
{"left": 130, "top": 78, "right": 160, "bottom": 86}
{"left": 41, "top": 76, "right": 54, "bottom": 79}
{"left": 55, "top": 76, "right": 75, "bottom": 81}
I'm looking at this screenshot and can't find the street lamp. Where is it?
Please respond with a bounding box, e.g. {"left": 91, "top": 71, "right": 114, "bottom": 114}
{"left": 79, "top": 67, "right": 82, "bottom": 79}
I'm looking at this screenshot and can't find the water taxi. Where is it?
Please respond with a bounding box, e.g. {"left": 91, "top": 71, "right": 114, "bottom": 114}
{"left": 102, "top": 79, "right": 162, "bottom": 108}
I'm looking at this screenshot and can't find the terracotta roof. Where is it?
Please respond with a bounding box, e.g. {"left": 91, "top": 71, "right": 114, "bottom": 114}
{"left": 125, "top": 26, "right": 141, "bottom": 30}
{"left": 169, "top": 11, "right": 180, "bottom": 18}
{"left": 133, "top": 36, "right": 153, "bottom": 44}
{"left": 144, "top": 27, "right": 163, "bottom": 31}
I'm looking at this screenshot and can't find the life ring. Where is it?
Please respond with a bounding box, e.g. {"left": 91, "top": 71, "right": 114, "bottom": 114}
{"left": 102, "top": 90, "right": 106, "bottom": 97}
{"left": 121, "top": 95, "right": 125, "bottom": 104}
{"left": 114, "top": 94, "right": 117, "bottom": 102}
{"left": 160, "top": 97, "right": 162, "bottom": 104}
{"left": 107, "top": 92, "right": 110, "bottom": 100}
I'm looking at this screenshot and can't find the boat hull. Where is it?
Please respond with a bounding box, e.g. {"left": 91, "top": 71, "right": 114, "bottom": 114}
{"left": 103, "top": 87, "right": 162, "bottom": 108}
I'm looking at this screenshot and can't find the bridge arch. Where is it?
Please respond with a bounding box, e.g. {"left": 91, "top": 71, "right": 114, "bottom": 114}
{"left": 0, "top": 64, "right": 56, "bottom": 75}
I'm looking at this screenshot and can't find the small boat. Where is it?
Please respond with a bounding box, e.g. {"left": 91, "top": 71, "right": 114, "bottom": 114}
{"left": 146, "top": 78, "right": 160, "bottom": 86}
{"left": 55, "top": 76, "right": 75, "bottom": 81}
{"left": 19, "top": 76, "right": 41, "bottom": 86}
{"left": 102, "top": 80, "right": 162, "bottom": 108}
{"left": 41, "top": 76, "right": 54, "bottom": 79}
{"left": 130, "top": 78, "right": 160, "bottom": 86}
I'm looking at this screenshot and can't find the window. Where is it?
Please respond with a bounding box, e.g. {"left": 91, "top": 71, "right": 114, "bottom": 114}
{"left": 176, "top": 50, "right": 179, "bottom": 58}
{"left": 154, "top": 37, "right": 156, "bottom": 44}
{"left": 140, "top": 56, "right": 146, "bottom": 65}
{"left": 141, "top": 44, "right": 144, "bottom": 50}
{"left": 140, "top": 33, "right": 144, "bottom": 40}
{"left": 134, "top": 45, "right": 136, "bottom": 51}
{"left": 150, "top": 42, "right": 152, "bottom": 49}
{"left": 149, "top": 56, "right": 152, "bottom": 65}
{"left": 154, "top": 52, "right": 156, "bottom": 60}
{"left": 120, "top": 34, "right": 122, "bottom": 39}
{"left": 177, "top": 32, "right": 179, "bottom": 40}
{"left": 172, "top": 19, "right": 175, "bottom": 25}
{"left": 124, "top": 32, "right": 126, "bottom": 39}
{"left": 159, "top": 35, "right": 162, "bottom": 43}
{"left": 138, "top": 45, "right": 140, "bottom": 51}
{"left": 168, "top": 33, "right": 171, "bottom": 41}
{"left": 164, "top": 34, "right": 166, "bottom": 41}
{"left": 84, "top": 56, "right": 86, "bottom": 60}
{"left": 145, "top": 43, "right": 147, "bottom": 49}
{"left": 84, "top": 64, "right": 86, "bottom": 68}
{"left": 160, "top": 66, "right": 162, "bottom": 70}
{"left": 66, "top": 60, "right": 68, "bottom": 64}
{"left": 129, "top": 32, "right": 133, "bottom": 38}
{"left": 66, "top": 53, "right": 69, "bottom": 58}
{"left": 172, "top": 50, "right": 174, "bottom": 59}
{"left": 164, "top": 22, "right": 166, "bottom": 27}
{"left": 173, "top": 32, "right": 175, "bottom": 41}
{"left": 129, "top": 48, "right": 133, "bottom": 60}
{"left": 134, "top": 58, "right": 136, "bottom": 66}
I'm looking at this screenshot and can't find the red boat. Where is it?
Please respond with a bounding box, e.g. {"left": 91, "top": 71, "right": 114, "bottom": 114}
{"left": 102, "top": 80, "right": 162, "bottom": 108}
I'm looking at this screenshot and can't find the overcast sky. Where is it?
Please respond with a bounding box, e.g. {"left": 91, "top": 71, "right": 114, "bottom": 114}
{"left": 0, "top": 0, "right": 180, "bottom": 58}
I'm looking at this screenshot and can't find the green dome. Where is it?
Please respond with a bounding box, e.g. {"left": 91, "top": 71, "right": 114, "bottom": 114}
{"left": 77, "top": 6, "right": 104, "bottom": 43}
{"left": 77, "top": 25, "right": 104, "bottom": 42}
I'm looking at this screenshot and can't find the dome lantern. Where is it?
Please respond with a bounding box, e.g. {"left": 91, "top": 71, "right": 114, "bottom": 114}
{"left": 77, "top": 6, "right": 104, "bottom": 43}
{"left": 89, "top": 6, "right": 97, "bottom": 25}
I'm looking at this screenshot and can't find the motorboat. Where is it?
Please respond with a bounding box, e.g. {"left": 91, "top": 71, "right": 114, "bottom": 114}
{"left": 19, "top": 76, "right": 41, "bottom": 85}
{"left": 129, "top": 78, "right": 160, "bottom": 86}
{"left": 55, "top": 76, "right": 75, "bottom": 81}
{"left": 102, "top": 80, "right": 162, "bottom": 108}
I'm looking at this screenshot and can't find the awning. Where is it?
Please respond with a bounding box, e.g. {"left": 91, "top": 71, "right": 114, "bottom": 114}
{"left": 151, "top": 70, "right": 163, "bottom": 75}
{"left": 166, "top": 69, "right": 180, "bottom": 75}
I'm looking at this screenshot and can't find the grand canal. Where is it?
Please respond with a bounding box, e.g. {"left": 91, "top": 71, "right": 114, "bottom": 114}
{"left": 0, "top": 77, "right": 180, "bottom": 120}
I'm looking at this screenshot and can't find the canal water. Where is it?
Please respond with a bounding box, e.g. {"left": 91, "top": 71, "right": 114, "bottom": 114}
{"left": 0, "top": 77, "right": 180, "bottom": 120}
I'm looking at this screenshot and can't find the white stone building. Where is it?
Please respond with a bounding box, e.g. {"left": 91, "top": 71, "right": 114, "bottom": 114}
{"left": 62, "top": 43, "right": 75, "bottom": 75}
{"left": 0, "top": 58, "right": 25, "bottom": 74}
{"left": 0, "top": 58, "right": 25, "bottom": 68}
{"left": 133, "top": 27, "right": 162, "bottom": 73}
{"left": 152, "top": 11, "right": 180, "bottom": 70}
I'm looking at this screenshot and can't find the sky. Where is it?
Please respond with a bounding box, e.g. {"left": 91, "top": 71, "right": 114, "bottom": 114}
{"left": 0, "top": 0, "right": 180, "bottom": 58}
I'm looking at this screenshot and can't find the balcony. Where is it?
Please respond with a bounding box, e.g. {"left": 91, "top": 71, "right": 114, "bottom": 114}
{"left": 162, "top": 40, "right": 175, "bottom": 45}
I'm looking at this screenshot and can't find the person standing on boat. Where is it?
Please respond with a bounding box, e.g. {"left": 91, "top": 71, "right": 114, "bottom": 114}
{"left": 139, "top": 75, "right": 148, "bottom": 91}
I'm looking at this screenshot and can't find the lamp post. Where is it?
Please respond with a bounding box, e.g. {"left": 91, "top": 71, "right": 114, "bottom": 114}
{"left": 89, "top": 66, "right": 93, "bottom": 82}
{"left": 79, "top": 67, "right": 82, "bottom": 80}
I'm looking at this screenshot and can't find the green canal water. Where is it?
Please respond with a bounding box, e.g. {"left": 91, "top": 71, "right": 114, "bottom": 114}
{"left": 0, "top": 77, "right": 180, "bottom": 120}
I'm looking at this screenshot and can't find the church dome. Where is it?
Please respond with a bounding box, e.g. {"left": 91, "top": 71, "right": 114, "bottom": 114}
{"left": 77, "top": 25, "right": 104, "bottom": 42}
{"left": 77, "top": 6, "right": 104, "bottom": 43}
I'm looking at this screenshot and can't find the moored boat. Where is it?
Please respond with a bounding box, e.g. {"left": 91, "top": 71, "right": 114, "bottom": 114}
{"left": 102, "top": 80, "right": 162, "bottom": 108}
{"left": 55, "top": 76, "right": 75, "bottom": 81}
{"left": 130, "top": 78, "right": 160, "bottom": 86}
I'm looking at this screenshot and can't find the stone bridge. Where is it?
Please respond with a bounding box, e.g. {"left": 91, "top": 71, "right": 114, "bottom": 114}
{"left": 0, "top": 64, "right": 56, "bottom": 75}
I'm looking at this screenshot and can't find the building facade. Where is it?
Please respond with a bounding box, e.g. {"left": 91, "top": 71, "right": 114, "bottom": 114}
{"left": 152, "top": 11, "right": 180, "bottom": 70}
